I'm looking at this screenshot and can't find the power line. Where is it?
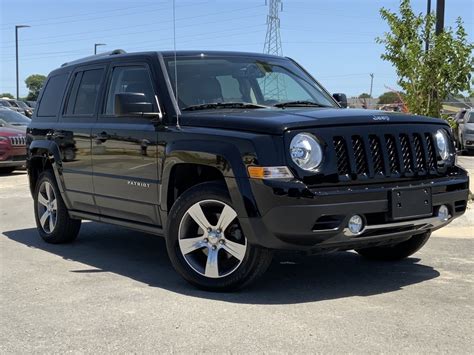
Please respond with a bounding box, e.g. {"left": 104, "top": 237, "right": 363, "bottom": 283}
{"left": 0, "top": 5, "right": 265, "bottom": 49}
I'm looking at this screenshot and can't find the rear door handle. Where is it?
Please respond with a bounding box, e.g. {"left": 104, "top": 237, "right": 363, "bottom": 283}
{"left": 95, "top": 131, "right": 109, "bottom": 143}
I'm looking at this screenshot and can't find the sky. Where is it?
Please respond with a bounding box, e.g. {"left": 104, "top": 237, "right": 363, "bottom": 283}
{"left": 0, "top": 0, "right": 472, "bottom": 98}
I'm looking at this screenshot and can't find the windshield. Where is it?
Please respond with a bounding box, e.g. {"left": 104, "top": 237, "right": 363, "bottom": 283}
{"left": 468, "top": 112, "right": 474, "bottom": 123}
{"left": 164, "top": 55, "right": 337, "bottom": 110}
{"left": 0, "top": 109, "right": 31, "bottom": 125}
{"left": 0, "top": 100, "right": 12, "bottom": 107}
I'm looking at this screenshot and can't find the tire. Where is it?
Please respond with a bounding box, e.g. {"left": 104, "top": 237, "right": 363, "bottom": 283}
{"left": 166, "top": 182, "right": 273, "bottom": 291}
{"left": 0, "top": 167, "right": 16, "bottom": 174}
{"left": 34, "top": 170, "right": 81, "bottom": 244}
{"left": 356, "top": 232, "right": 431, "bottom": 261}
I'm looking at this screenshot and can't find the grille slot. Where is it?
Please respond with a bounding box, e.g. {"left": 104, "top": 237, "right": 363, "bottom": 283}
{"left": 413, "top": 134, "right": 425, "bottom": 173}
{"left": 369, "top": 135, "right": 384, "bottom": 176}
{"left": 385, "top": 135, "right": 400, "bottom": 175}
{"left": 333, "top": 130, "right": 439, "bottom": 181}
{"left": 399, "top": 134, "right": 413, "bottom": 173}
{"left": 425, "top": 133, "right": 436, "bottom": 171}
{"left": 352, "top": 135, "right": 368, "bottom": 176}
{"left": 333, "top": 136, "right": 350, "bottom": 176}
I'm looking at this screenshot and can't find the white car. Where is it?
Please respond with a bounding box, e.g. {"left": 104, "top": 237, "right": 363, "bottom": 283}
{"left": 458, "top": 108, "right": 474, "bottom": 154}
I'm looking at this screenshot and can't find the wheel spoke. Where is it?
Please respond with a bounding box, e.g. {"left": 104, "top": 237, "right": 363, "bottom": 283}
{"left": 38, "top": 193, "right": 48, "bottom": 207}
{"left": 216, "top": 204, "right": 237, "bottom": 231}
{"left": 187, "top": 202, "right": 211, "bottom": 231}
{"left": 51, "top": 199, "right": 57, "bottom": 211}
{"left": 204, "top": 248, "right": 220, "bottom": 278}
{"left": 45, "top": 183, "right": 53, "bottom": 201}
{"left": 49, "top": 213, "right": 56, "bottom": 231}
{"left": 179, "top": 236, "right": 206, "bottom": 255}
{"left": 39, "top": 211, "right": 50, "bottom": 229}
{"left": 222, "top": 239, "right": 247, "bottom": 261}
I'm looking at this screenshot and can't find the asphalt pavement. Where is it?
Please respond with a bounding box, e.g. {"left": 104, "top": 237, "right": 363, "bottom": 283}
{"left": 1, "top": 164, "right": 473, "bottom": 354}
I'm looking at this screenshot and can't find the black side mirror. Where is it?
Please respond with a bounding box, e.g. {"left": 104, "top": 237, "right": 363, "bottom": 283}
{"left": 115, "top": 93, "right": 160, "bottom": 117}
{"left": 333, "top": 93, "right": 348, "bottom": 108}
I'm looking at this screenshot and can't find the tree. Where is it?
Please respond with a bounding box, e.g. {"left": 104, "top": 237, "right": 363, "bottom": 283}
{"left": 0, "top": 93, "right": 14, "bottom": 99}
{"left": 378, "top": 91, "right": 402, "bottom": 105}
{"left": 377, "top": 0, "right": 472, "bottom": 117}
{"left": 358, "top": 93, "right": 372, "bottom": 99}
{"left": 25, "top": 74, "right": 46, "bottom": 101}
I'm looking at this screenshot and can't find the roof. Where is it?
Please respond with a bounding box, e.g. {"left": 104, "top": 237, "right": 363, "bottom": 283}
{"left": 57, "top": 49, "right": 285, "bottom": 71}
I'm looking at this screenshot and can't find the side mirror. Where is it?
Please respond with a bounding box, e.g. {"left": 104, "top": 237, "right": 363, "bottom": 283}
{"left": 114, "top": 93, "right": 160, "bottom": 118}
{"left": 333, "top": 93, "right": 348, "bottom": 108}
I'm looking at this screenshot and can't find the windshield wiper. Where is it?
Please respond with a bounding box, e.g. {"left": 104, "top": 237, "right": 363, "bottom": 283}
{"left": 273, "top": 100, "right": 332, "bottom": 108}
{"left": 182, "top": 102, "right": 268, "bottom": 111}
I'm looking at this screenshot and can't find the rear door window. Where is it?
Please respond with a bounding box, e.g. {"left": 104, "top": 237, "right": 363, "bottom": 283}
{"left": 68, "top": 69, "right": 104, "bottom": 116}
{"left": 37, "top": 73, "right": 69, "bottom": 117}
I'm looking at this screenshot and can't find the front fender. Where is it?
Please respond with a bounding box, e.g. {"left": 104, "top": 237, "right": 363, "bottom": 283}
{"left": 161, "top": 139, "right": 259, "bottom": 219}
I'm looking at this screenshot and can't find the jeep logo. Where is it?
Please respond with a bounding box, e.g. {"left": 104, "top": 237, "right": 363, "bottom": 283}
{"left": 372, "top": 115, "right": 390, "bottom": 121}
{"left": 127, "top": 180, "right": 150, "bottom": 188}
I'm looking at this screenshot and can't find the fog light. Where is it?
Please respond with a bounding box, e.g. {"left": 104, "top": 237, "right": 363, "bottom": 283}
{"left": 438, "top": 205, "right": 449, "bottom": 221}
{"left": 348, "top": 214, "right": 364, "bottom": 235}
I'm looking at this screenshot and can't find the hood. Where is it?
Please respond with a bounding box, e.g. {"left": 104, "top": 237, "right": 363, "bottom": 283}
{"left": 0, "top": 126, "right": 26, "bottom": 137}
{"left": 178, "top": 108, "right": 447, "bottom": 134}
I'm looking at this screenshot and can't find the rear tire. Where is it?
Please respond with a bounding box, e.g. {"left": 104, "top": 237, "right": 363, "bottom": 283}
{"left": 356, "top": 232, "right": 431, "bottom": 261}
{"left": 34, "top": 170, "right": 81, "bottom": 244}
{"left": 166, "top": 182, "right": 273, "bottom": 291}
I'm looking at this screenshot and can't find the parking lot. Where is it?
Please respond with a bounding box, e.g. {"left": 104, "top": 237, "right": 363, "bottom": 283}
{"left": 1, "top": 157, "right": 473, "bottom": 354}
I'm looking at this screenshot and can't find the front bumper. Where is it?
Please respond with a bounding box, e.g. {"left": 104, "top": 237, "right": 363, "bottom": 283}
{"left": 239, "top": 169, "right": 469, "bottom": 252}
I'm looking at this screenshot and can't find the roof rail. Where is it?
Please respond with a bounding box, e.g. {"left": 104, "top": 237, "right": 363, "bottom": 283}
{"left": 61, "top": 49, "right": 127, "bottom": 67}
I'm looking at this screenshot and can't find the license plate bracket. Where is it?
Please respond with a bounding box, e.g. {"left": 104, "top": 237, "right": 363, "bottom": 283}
{"left": 390, "top": 187, "right": 432, "bottom": 220}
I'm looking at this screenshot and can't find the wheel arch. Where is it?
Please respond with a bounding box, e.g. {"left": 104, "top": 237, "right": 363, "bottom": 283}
{"left": 160, "top": 140, "right": 259, "bottom": 225}
{"left": 27, "top": 140, "right": 65, "bottom": 196}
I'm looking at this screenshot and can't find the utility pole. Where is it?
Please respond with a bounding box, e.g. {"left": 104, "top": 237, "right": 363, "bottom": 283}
{"left": 263, "top": 0, "right": 286, "bottom": 100}
{"left": 15, "top": 25, "right": 30, "bottom": 100}
{"left": 369, "top": 73, "right": 374, "bottom": 98}
{"left": 435, "top": 0, "right": 445, "bottom": 35}
{"left": 94, "top": 43, "right": 106, "bottom": 55}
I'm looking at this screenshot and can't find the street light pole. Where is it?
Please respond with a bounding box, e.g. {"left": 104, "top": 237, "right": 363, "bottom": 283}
{"left": 435, "top": 0, "right": 445, "bottom": 35}
{"left": 369, "top": 73, "right": 374, "bottom": 98}
{"left": 15, "top": 25, "right": 30, "bottom": 100}
{"left": 94, "top": 43, "right": 106, "bottom": 55}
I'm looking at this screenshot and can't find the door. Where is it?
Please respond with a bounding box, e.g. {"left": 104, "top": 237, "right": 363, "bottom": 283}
{"left": 91, "top": 63, "right": 162, "bottom": 225}
{"left": 56, "top": 66, "right": 106, "bottom": 214}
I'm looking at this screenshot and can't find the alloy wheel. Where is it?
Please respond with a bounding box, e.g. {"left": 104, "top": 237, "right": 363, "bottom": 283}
{"left": 178, "top": 199, "right": 247, "bottom": 279}
{"left": 37, "top": 181, "right": 58, "bottom": 234}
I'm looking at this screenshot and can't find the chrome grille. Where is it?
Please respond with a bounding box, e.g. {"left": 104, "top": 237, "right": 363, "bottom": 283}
{"left": 9, "top": 136, "right": 26, "bottom": 146}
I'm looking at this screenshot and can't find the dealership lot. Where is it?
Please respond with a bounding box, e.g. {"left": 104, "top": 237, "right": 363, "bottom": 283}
{"left": 1, "top": 160, "right": 473, "bottom": 353}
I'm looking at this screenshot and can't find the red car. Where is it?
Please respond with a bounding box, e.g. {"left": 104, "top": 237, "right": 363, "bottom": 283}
{"left": 0, "top": 125, "right": 26, "bottom": 174}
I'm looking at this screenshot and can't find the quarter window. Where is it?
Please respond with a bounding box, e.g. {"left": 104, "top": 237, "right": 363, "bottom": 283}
{"left": 37, "top": 73, "right": 69, "bottom": 117}
{"left": 105, "top": 66, "right": 155, "bottom": 115}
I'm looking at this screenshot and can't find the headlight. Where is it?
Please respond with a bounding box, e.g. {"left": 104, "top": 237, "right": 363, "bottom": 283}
{"left": 290, "top": 133, "right": 323, "bottom": 171}
{"left": 435, "top": 129, "right": 450, "bottom": 160}
{"left": 0, "top": 136, "right": 8, "bottom": 142}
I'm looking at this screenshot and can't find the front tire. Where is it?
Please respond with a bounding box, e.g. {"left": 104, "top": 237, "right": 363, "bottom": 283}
{"left": 356, "top": 232, "right": 431, "bottom": 261}
{"left": 166, "top": 182, "right": 273, "bottom": 291}
{"left": 34, "top": 170, "right": 81, "bottom": 244}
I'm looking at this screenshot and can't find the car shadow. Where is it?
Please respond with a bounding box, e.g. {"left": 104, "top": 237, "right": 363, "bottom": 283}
{"left": 3, "top": 222, "right": 440, "bottom": 304}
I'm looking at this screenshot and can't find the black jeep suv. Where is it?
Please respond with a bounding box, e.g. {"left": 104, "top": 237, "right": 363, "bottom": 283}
{"left": 27, "top": 50, "right": 469, "bottom": 291}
